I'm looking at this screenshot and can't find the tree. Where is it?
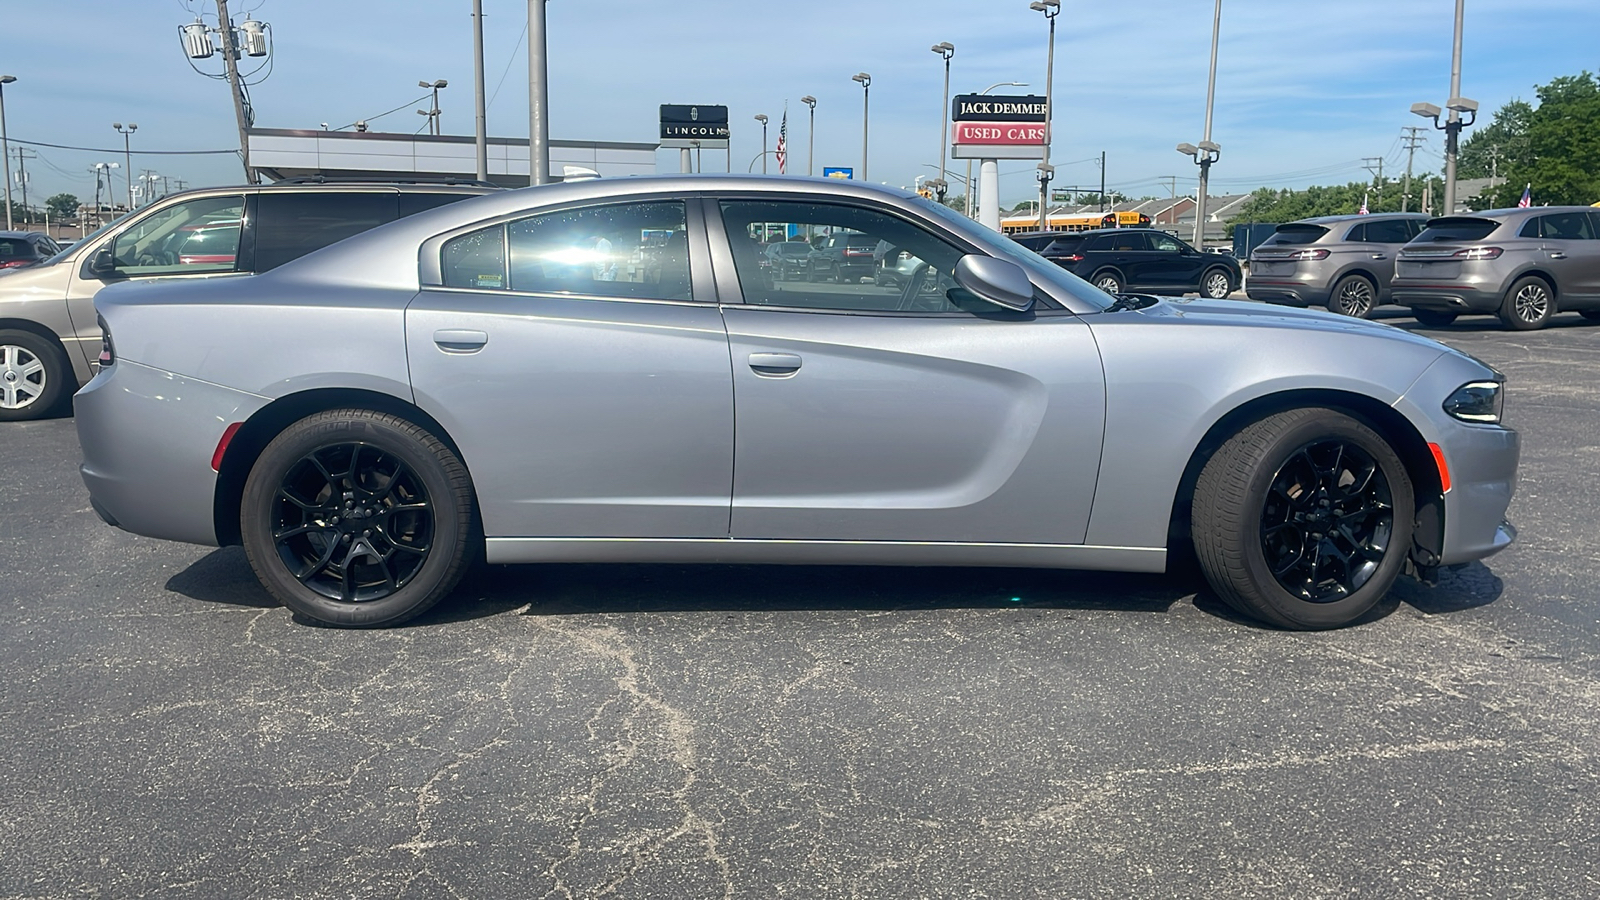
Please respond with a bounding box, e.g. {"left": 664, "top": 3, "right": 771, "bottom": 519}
{"left": 45, "top": 193, "right": 79, "bottom": 220}
{"left": 1474, "top": 72, "right": 1600, "bottom": 207}
{"left": 1457, "top": 99, "right": 1533, "bottom": 181}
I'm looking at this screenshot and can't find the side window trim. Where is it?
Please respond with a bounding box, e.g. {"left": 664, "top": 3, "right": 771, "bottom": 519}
{"left": 235, "top": 193, "right": 259, "bottom": 274}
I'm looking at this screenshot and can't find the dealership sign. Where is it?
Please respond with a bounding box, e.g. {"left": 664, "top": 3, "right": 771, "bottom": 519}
{"left": 660, "top": 104, "right": 730, "bottom": 149}
{"left": 950, "top": 93, "right": 1048, "bottom": 160}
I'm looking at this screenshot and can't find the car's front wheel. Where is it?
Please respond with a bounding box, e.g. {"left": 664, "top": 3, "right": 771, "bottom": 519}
{"left": 0, "top": 329, "right": 72, "bottom": 422}
{"left": 1499, "top": 276, "right": 1554, "bottom": 330}
{"left": 1192, "top": 408, "right": 1414, "bottom": 630}
{"left": 240, "top": 409, "right": 475, "bottom": 627}
{"left": 1201, "top": 268, "right": 1234, "bottom": 300}
{"left": 1329, "top": 274, "right": 1377, "bottom": 318}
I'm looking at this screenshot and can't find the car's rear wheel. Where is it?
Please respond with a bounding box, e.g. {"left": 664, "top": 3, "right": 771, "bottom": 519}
{"left": 1192, "top": 408, "right": 1414, "bottom": 630}
{"left": 0, "top": 329, "right": 72, "bottom": 422}
{"left": 241, "top": 409, "right": 475, "bottom": 627}
{"left": 1499, "top": 276, "right": 1554, "bottom": 330}
{"left": 1411, "top": 309, "right": 1458, "bottom": 327}
{"left": 1329, "top": 274, "right": 1377, "bottom": 318}
{"left": 1201, "top": 268, "right": 1234, "bottom": 299}
{"left": 1093, "top": 271, "right": 1124, "bottom": 295}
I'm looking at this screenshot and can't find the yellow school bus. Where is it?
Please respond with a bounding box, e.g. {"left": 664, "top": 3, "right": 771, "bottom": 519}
{"left": 998, "top": 210, "right": 1151, "bottom": 235}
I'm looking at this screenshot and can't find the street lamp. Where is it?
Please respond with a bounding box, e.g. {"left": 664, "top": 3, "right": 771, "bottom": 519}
{"left": 0, "top": 75, "right": 15, "bottom": 230}
{"left": 800, "top": 96, "right": 817, "bottom": 176}
{"left": 928, "top": 42, "right": 955, "bottom": 203}
{"left": 1411, "top": 0, "right": 1474, "bottom": 215}
{"left": 113, "top": 123, "right": 138, "bottom": 211}
{"left": 1028, "top": 0, "right": 1059, "bottom": 231}
{"left": 1176, "top": 0, "right": 1223, "bottom": 247}
{"left": 417, "top": 79, "right": 448, "bottom": 136}
{"left": 852, "top": 72, "right": 871, "bottom": 182}
{"left": 754, "top": 114, "right": 768, "bottom": 174}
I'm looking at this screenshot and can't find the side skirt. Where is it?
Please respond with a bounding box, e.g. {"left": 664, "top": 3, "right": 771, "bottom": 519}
{"left": 484, "top": 537, "right": 1166, "bottom": 572}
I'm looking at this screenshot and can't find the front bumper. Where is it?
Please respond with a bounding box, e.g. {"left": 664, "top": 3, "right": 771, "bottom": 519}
{"left": 76, "top": 359, "right": 268, "bottom": 547}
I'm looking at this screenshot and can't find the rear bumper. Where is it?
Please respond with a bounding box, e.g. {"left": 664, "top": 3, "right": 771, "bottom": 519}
{"left": 75, "top": 359, "right": 268, "bottom": 547}
{"left": 1390, "top": 282, "right": 1504, "bottom": 313}
{"left": 1246, "top": 277, "right": 1333, "bottom": 307}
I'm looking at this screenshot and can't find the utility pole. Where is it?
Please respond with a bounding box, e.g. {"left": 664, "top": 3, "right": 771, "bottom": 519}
{"left": 471, "top": 0, "right": 488, "bottom": 181}
{"left": 214, "top": 0, "right": 256, "bottom": 183}
{"left": 1487, "top": 143, "right": 1501, "bottom": 187}
{"left": 1401, "top": 126, "right": 1426, "bottom": 212}
{"left": 1362, "top": 156, "right": 1384, "bottom": 206}
{"left": 1160, "top": 175, "right": 1177, "bottom": 199}
{"left": 1098, "top": 151, "right": 1106, "bottom": 213}
{"left": 12, "top": 146, "right": 34, "bottom": 224}
{"left": 527, "top": 0, "right": 551, "bottom": 185}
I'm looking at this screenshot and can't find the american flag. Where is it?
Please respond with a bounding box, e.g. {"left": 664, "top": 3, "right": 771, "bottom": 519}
{"left": 776, "top": 108, "right": 788, "bottom": 175}
{"left": 1517, "top": 184, "right": 1532, "bottom": 208}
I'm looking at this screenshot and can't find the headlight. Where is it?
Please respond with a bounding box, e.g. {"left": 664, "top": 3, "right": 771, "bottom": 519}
{"left": 1443, "top": 381, "right": 1502, "bottom": 424}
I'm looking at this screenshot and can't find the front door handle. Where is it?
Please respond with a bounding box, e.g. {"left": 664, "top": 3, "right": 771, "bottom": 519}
{"left": 433, "top": 329, "right": 488, "bottom": 353}
{"left": 749, "top": 352, "right": 802, "bottom": 377}
{"left": 1548, "top": 251, "right": 1567, "bottom": 260}
{"left": 1370, "top": 253, "right": 1388, "bottom": 260}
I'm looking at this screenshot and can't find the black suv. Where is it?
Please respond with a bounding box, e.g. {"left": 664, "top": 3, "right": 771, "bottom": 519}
{"left": 1019, "top": 227, "right": 1241, "bottom": 298}
{"left": 0, "top": 231, "right": 63, "bottom": 270}
{"left": 807, "top": 231, "right": 880, "bottom": 283}
{"left": 0, "top": 179, "right": 499, "bottom": 421}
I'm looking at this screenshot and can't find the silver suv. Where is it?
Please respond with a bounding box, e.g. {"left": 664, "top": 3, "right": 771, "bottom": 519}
{"left": 1247, "top": 213, "right": 1429, "bottom": 317}
{"left": 0, "top": 180, "right": 496, "bottom": 420}
{"left": 1391, "top": 206, "right": 1600, "bottom": 330}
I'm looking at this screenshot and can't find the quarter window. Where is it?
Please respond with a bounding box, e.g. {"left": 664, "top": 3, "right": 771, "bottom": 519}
{"left": 718, "top": 200, "right": 969, "bottom": 313}
{"left": 441, "top": 201, "right": 692, "bottom": 301}
{"left": 107, "top": 195, "right": 244, "bottom": 277}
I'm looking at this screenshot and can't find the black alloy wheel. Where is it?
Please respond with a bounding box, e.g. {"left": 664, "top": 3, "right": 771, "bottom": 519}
{"left": 1259, "top": 440, "right": 1395, "bottom": 604}
{"left": 241, "top": 409, "right": 475, "bottom": 627}
{"left": 1192, "top": 407, "right": 1414, "bottom": 630}
{"left": 1330, "top": 274, "right": 1377, "bottom": 318}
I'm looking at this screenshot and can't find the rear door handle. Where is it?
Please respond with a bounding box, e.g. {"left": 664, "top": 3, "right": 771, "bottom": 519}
{"left": 1548, "top": 251, "right": 1567, "bottom": 259}
{"left": 433, "top": 329, "right": 488, "bottom": 353}
{"left": 1370, "top": 253, "right": 1388, "bottom": 260}
{"left": 749, "top": 352, "right": 802, "bottom": 377}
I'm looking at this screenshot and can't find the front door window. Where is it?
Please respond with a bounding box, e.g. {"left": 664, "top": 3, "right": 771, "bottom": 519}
{"left": 106, "top": 195, "right": 244, "bottom": 277}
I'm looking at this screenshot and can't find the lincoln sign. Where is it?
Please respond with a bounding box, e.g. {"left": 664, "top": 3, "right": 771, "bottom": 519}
{"left": 660, "top": 104, "right": 730, "bottom": 149}
{"left": 950, "top": 93, "right": 1048, "bottom": 160}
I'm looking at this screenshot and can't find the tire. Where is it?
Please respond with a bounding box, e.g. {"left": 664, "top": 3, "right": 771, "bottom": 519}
{"left": 240, "top": 409, "right": 475, "bottom": 627}
{"left": 1329, "top": 274, "right": 1377, "bottom": 318}
{"left": 0, "top": 329, "right": 73, "bottom": 422}
{"left": 1411, "top": 309, "right": 1458, "bottom": 327}
{"left": 1201, "top": 268, "right": 1234, "bottom": 300}
{"left": 1499, "top": 276, "right": 1554, "bottom": 330}
{"left": 1093, "top": 271, "right": 1124, "bottom": 295}
{"left": 1192, "top": 407, "right": 1414, "bottom": 630}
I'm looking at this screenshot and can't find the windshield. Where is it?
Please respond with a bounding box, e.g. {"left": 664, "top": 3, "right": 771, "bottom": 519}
{"left": 909, "top": 195, "right": 1115, "bottom": 311}
{"left": 42, "top": 215, "right": 127, "bottom": 266}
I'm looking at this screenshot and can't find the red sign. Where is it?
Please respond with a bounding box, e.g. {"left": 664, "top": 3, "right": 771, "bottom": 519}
{"left": 952, "top": 121, "right": 1047, "bottom": 145}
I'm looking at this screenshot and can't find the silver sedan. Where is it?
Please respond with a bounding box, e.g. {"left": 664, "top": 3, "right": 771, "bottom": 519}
{"left": 75, "top": 176, "right": 1519, "bottom": 630}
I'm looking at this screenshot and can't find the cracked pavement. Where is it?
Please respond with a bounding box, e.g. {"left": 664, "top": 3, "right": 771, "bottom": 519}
{"left": 2, "top": 312, "right": 1599, "bottom": 898}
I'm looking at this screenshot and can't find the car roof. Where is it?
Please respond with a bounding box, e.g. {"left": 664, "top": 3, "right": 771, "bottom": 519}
{"left": 1445, "top": 205, "right": 1598, "bottom": 221}
{"left": 0, "top": 230, "right": 48, "bottom": 239}
{"left": 1291, "top": 213, "right": 1429, "bottom": 226}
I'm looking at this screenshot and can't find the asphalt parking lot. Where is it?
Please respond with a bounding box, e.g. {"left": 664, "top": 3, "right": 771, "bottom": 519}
{"left": 3, "top": 308, "right": 1598, "bottom": 898}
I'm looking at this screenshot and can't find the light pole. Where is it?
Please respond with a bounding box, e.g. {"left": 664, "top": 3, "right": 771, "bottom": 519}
{"left": 801, "top": 96, "right": 816, "bottom": 176}
{"left": 471, "top": 0, "right": 488, "bottom": 180}
{"left": 1176, "top": 0, "right": 1223, "bottom": 247}
{"left": 417, "top": 78, "right": 447, "bottom": 136}
{"left": 0, "top": 75, "right": 14, "bottom": 231}
{"left": 113, "top": 123, "right": 137, "bottom": 211}
{"left": 1029, "top": 0, "right": 1059, "bottom": 231}
{"left": 852, "top": 72, "right": 871, "bottom": 182}
{"left": 753, "top": 114, "right": 768, "bottom": 174}
{"left": 1411, "top": 0, "right": 1474, "bottom": 215}
{"left": 527, "top": 0, "right": 550, "bottom": 185}
{"left": 929, "top": 42, "right": 954, "bottom": 203}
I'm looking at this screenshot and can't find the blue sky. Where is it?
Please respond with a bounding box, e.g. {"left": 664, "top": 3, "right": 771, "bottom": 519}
{"left": 2, "top": 0, "right": 1593, "bottom": 208}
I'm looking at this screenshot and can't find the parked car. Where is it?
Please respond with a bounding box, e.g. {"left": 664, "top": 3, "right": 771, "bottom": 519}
{"left": 807, "top": 231, "right": 879, "bottom": 282}
{"left": 1247, "top": 214, "right": 1429, "bottom": 318}
{"left": 0, "top": 231, "right": 62, "bottom": 271}
{"left": 0, "top": 179, "right": 498, "bottom": 420}
{"left": 1391, "top": 206, "right": 1600, "bottom": 330}
{"left": 1025, "top": 227, "right": 1241, "bottom": 298}
{"left": 763, "top": 240, "right": 813, "bottom": 280}
{"left": 77, "top": 175, "right": 1517, "bottom": 632}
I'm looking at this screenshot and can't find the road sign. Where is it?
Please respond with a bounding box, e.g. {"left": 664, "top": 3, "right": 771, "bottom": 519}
{"left": 822, "top": 167, "right": 853, "bottom": 180}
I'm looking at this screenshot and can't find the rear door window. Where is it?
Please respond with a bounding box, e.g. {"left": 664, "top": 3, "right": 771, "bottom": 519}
{"left": 1362, "top": 219, "right": 1414, "bottom": 243}
{"left": 1528, "top": 212, "right": 1596, "bottom": 241}
{"left": 399, "top": 192, "right": 479, "bottom": 218}
{"left": 253, "top": 191, "right": 397, "bottom": 272}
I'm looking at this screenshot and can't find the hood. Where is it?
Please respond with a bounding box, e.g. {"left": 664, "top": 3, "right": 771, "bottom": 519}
{"left": 1125, "top": 296, "right": 1456, "bottom": 353}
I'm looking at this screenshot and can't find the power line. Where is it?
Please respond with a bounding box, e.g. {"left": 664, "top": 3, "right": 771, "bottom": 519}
{"left": 8, "top": 137, "right": 240, "bottom": 156}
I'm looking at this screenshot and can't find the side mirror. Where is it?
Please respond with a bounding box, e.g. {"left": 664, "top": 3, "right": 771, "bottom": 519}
{"left": 953, "top": 255, "right": 1034, "bottom": 311}
{"left": 88, "top": 246, "right": 117, "bottom": 278}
